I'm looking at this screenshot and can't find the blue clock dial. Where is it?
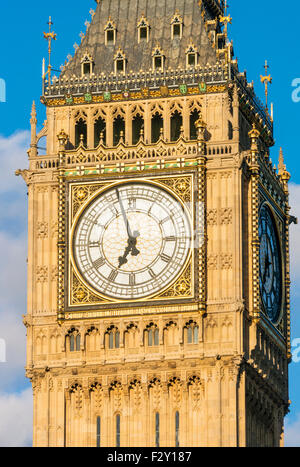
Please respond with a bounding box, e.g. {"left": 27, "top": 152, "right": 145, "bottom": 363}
{"left": 259, "top": 204, "right": 283, "bottom": 324}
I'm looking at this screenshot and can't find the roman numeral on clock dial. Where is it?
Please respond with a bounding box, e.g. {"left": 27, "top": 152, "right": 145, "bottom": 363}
{"left": 128, "top": 198, "right": 136, "bottom": 209}
{"left": 161, "top": 254, "right": 172, "bottom": 263}
{"left": 148, "top": 268, "right": 156, "bottom": 279}
{"left": 89, "top": 241, "right": 101, "bottom": 248}
{"left": 108, "top": 270, "right": 118, "bottom": 282}
{"left": 164, "top": 236, "right": 176, "bottom": 242}
{"left": 92, "top": 257, "right": 105, "bottom": 269}
{"left": 129, "top": 274, "right": 136, "bottom": 286}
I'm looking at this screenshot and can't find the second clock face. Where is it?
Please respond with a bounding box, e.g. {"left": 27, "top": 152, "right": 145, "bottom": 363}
{"left": 72, "top": 182, "right": 192, "bottom": 301}
{"left": 259, "top": 204, "right": 283, "bottom": 324}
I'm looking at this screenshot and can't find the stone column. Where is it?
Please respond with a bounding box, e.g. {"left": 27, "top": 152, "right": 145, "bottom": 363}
{"left": 248, "top": 124, "right": 260, "bottom": 323}
{"left": 195, "top": 116, "right": 207, "bottom": 316}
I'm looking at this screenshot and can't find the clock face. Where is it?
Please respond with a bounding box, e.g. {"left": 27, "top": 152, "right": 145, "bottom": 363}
{"left": 259, "top": 204, "right": 283, "bottom": 324}
{"left": 72, "top": 181, "right": 192, "bottom": 301}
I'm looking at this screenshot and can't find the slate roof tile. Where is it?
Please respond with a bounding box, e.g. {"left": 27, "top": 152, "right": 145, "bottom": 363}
{"left": 63, "top": 0, "right": 220, "bottom": 77}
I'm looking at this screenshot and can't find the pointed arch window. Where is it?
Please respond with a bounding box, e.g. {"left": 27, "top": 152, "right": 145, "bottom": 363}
{"left": 67, "top": 328, "right": 81, "bottom": 352}
{"left": 76, "top": 334, "right": 81, "bottom": 350}
{"left": 75, "top": 120, "right": 87, "bottom": 148}
{"left": 70, "top": 334, "right": 75, "bottom": 352}
{"left": 132, "top": 115, "right": 144, "bottom": 145}
{"left": 190, "top": 109, "right": 200, "bottom": 140}
{"left": 114, "top": 49, "right": 126, "bottom": 74}
{"left": 113, "top": 115, "right": 125, "bottom": 146}
{"left": 75, "top": 114, "right": 87, "bottom": 148}
{"left": 107, "top": 326, "right": 120, "bottom": 349}
{"left": 185, "top": 321, "right": 199, "bottom": 344}
{"left": 96, "top": 416, "right": 101, "bottom": 447}
{"left": 171, "top": 110, "right": 183, "bottom": 141}
{"left": 146, "top": 324, "right": 159, "bottom": 347}
{"left": 155, "top": 413, "right": 160, "bottom": 447}
{"left": 152, "top": 47, "right": 164, "bottom": 72}
{"left": 186, "top": 43, "right": 198, "bottom": 68}
{"left": 116, "top": 414, "right": 121, "bottom": 447}
{"left": 81, "top": 53, "right": 94, "bottom": 77}
{"left": 171, "top": 12, "right": 183, "bottom": 40}
{"left": 137, "top": 15, "right": 150, "bottom": 43}
{"left": 105, "top": 18, "right": 116, "bottom": 45}
{"left": 94, "top": 116, "right": 106, "bottom": 147}
{"left": 175, "top": 411, "right": 180, "bottom": 447}
{"left": 151, "top": 112, "right": 163, "bottom": 143}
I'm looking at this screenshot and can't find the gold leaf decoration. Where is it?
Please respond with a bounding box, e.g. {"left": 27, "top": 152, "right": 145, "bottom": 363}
{"left": 158, "top": 262, "right": 193, "bottom": 299}
{"left": 72, "top": 183, "right": 106, "bottom": 220}
{"left": 157, "top": 176, "right": 192, "bottom": 203}
{"left": 70, "top": 267, "right": 107, "bottom": 305}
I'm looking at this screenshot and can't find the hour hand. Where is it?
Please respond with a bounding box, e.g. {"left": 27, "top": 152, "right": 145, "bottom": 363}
{"left": 118, "top": 236, "right": 140, "bottom": 268}
{"left": 118, "top": 255, "right": 128, "bottom": 268}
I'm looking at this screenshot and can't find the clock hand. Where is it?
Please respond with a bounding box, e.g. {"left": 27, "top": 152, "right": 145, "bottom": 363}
{"left": 262, "top": 249, "right": 272, "bottom": 284}
{"left": 118, "top": 236, "right": 140, "bottom": 268}
{"left": 262, "top": 249, "right": 269, "bottom": 283}
{"left": 116, "top": 188, "right": 134, "bottom": 238}
{"left": 115, "top": 189, "right": 140, "bottom": 268}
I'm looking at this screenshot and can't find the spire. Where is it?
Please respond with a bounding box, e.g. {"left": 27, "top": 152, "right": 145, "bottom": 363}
{"left": 30, "top": 101, "right": 37, "bottom": 158}
{"left": 260, "top": 60, "right": 272, "bottom": 113}
{"left": 278, "top": 147, "right": 285, "bottom": 176}
{"left": 219, "top": 0, "right": 232, "bottom": 39}
{"left": 278, "top": 147, "right": 290, "bottom": 191}
{"left": 43, "top": 17, "right": 57, "bottom": 81}
{"left": 30, "top": 101, "right": 37, "bottom": 125}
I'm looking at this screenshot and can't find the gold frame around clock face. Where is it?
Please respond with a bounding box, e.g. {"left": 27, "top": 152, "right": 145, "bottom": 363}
{"left": 68, "top": 174, "right": 195, "bottom": 307}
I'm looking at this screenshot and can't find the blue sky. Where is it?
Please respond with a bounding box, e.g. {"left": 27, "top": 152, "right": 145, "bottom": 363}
{"left": 0, "top": 0, "right": 299, "bottom": 446}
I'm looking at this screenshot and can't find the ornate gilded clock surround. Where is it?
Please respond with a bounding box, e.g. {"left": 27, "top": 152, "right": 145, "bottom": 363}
{"left": 60, "top": 172, "right": 198, "bottom": 320}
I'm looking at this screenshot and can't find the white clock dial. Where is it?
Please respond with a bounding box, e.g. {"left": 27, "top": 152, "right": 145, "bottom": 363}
{"left": 72, "top": 182, "right": 192, "bottom": 300}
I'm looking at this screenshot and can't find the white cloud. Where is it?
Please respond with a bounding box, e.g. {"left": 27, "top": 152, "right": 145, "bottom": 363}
{"left": 285, "top": 414, "right": 300, "bottom": 447}
{"left": 0, "top": 132, "right": 31, "bottom": 445}
{"left": 0, "top": 132, "right": 29, "bottom": 393}
{"left": 0, "top": 388, "right": 33, "bottom": 447}
{"left": 0, "top": 131, "right": 30, "bottom": 195}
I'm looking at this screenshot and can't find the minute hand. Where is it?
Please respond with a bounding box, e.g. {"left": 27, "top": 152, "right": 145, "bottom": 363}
{"left": 116, "top": 189, "right": 133, "bottom": 238}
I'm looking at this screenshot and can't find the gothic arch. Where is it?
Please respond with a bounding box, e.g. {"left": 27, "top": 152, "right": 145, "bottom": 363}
{"left": 85, "top": 326, "right": 100, "bottom": 351}
{"left": 163, "top": 321, "right": 178, "bottom": 346}
{"left": 125, "top": 323, "right": 139, "bottom": 348}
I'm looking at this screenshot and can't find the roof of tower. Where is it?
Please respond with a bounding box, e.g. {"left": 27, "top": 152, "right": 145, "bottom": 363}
{"left": 62, "top": 0, "right": 224, "bottom": 77}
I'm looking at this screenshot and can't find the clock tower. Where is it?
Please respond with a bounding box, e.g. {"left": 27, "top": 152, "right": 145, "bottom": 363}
{"left": 18, "top": 0, "right": 293, "bottom": 447}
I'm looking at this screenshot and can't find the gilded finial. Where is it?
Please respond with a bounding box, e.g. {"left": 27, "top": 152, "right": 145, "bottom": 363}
{"left": 260, "top": 60, "right": 272, "bottom": 112}
{"left": 43, "top": 17, "right": 57, "bottom": 82}
{"left": 278, "top": 147, "right": 285, "bottom": 175}
{"left": 248, "top": 123, "right": 260, "bottom": 139}
{"left": 278, "top": 147, "right": 290, "bottom": 185}
{"left": 57, "top": 130, "right": 68, "bottom": 150}
{"left": 195, "top": 115, "right": 206, "bottom": 142}
{"left": 219, "top": 0, "right": 232, "bottom": 37}
{"left": 248, "top": 123, "right": 260, "bottom": 154}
